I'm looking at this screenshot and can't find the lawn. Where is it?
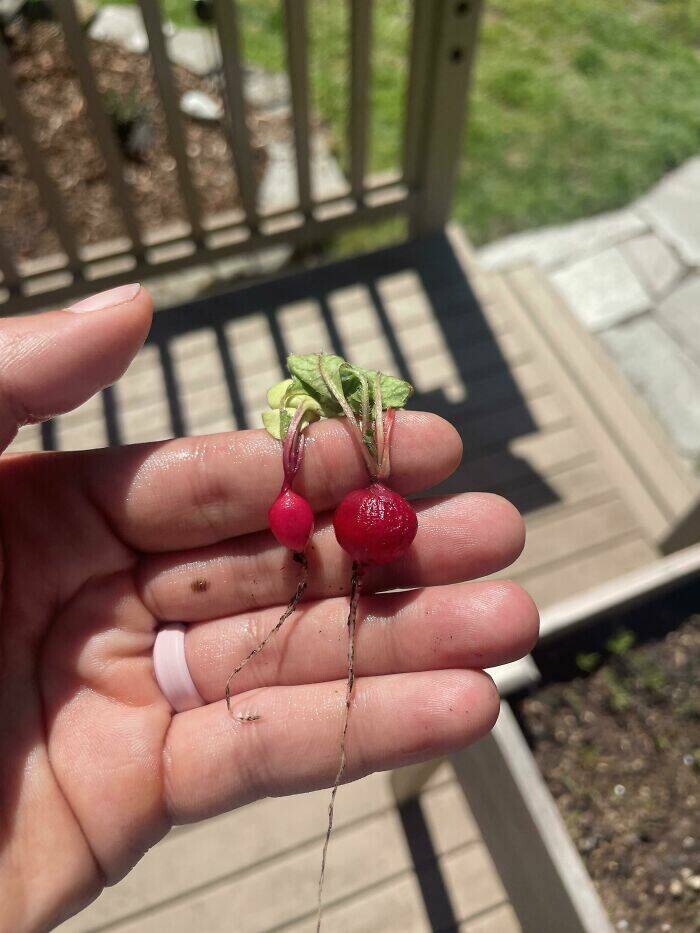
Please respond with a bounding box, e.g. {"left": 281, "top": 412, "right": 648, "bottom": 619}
{"left": 100, "top": 0, "right": 700, "bottom": 246}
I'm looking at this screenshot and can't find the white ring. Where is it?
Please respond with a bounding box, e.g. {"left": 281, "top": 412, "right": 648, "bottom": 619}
{"left": 153, "top": 623, "right": 205, "bottom": 712}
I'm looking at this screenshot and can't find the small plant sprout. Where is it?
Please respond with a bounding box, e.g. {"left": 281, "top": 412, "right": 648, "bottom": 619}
{"left": 224, "top": 381, "right": 321, "bottom": 712}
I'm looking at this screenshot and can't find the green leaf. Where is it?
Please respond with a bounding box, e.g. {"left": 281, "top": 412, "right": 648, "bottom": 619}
{"left": 262, "top": 403, "right": 321, "bottom": 439}
{"left": 375, "top": 372, "right": 413, "bottom": 408}
{"left": 267, "top": 379, "right": 293, "bottom": 409}
{"left": 284, "top": 352, "right": 413, "bottom": 421}
{"left": 262, "top": 407, "right": 294, "bottom": 440}
{"left": 283, "top": 379, "right": 329, "bottom": 416}
{"left": 342, "top": 364, "right": 413, "bottom": 411}
{"left": 287, "top": 354, "right": 344, "bottom": 412}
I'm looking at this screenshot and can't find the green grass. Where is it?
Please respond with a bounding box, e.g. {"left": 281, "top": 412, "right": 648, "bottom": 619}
{"left": 101, "top": 0, "right": 700, "bottom": 246}
{"left": 457, "top": 0, "right": 700, "bottom": 242}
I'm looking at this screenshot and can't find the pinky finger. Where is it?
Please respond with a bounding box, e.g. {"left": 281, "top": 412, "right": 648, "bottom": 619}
{"left": 163, "top": 669, "right": 499, "bottom": 825}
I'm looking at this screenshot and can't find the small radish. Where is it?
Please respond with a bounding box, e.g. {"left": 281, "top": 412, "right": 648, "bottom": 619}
{"left": 225, "top": 400, "right": 316, "bottom": 710}
{"left": 315, "top": 365, "right": 417, "bottom": 932}
{"left": 333, "top": 482, "right": 418, "bottom": 565}
{"left": 268, "top": 485, "right": 315, "bottom": 553}
{"left": 267, "top": 401, "right": 315, "bottom": 551}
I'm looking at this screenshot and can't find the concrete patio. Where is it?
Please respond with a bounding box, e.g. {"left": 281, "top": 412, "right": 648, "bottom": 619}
{"left": 478, "top": 156, "right": 700, "bottom": 472}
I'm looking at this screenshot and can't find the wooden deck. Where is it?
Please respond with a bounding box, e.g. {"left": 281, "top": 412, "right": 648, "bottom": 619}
{"left": 23, "top": 225, "right": 696, "bottom": 932}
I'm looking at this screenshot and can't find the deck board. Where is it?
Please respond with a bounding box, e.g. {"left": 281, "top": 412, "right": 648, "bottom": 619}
{"left": 21, "top": 228, "right": 675, "bottom": 932}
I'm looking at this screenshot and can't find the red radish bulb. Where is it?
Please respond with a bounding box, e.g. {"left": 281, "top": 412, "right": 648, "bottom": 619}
{"left": 333, "top": 482, "right": 417, "bottom": 565}
{"left": 269, "top": 484, "right": 315, "bottom": 552}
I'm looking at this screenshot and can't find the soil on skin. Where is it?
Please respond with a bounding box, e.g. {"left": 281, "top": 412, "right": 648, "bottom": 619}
{"left": 0, "top": 20, "right": 267, "bottom": 261}
{"left": 517, "top": 605, "right": 699, "bottom": 933}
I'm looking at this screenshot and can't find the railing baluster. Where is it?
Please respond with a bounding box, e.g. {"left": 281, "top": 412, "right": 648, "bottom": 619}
{"left": 402, "top": 0, "right": 437, "bottom": 189}
{"left": 349, "top": 0, "right": 371, "bottom": 204}
{"left": 212, "top": 0, "right": 259, "bottom": 231}
{"left": 409, "top": 0, "right": 485, "bottom": 235}
{"left": 54, "top": 0, "right": 144, "bottom": 254}
{"left": 0, "top": 236, "right": 20, "bottom": 293}
{"left": 137, "top": 0, "right": 204, "bottom": 242}
{"left": 283, "top": 0, "right": 312, "bottom": 214}
{"left": 0, "top": 40, "right": 82, "bottom": 275}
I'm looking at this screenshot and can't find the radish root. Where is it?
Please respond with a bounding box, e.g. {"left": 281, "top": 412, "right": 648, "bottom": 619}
{"left": 316, "top": 560, "right": 364, "bottom": 932}
{"left": 225, "top": 551, "right": 308, "bottom": 713}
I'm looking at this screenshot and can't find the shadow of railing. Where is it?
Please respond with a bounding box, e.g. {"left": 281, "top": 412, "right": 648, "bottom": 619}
{"left": 398, "top": 797, "right": 460, "bottom": 931}
{"left": 42, "top": 231, "right": 558, "bottom": 518}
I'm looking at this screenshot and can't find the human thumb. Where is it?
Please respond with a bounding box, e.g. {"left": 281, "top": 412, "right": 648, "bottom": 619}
{"left": 0, "top": 283, "right": 153, "bottom": 451}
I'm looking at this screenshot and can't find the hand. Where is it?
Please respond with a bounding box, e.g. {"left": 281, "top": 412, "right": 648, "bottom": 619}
{"left": 0, "top": 285, "right": 537, "bottom": 931}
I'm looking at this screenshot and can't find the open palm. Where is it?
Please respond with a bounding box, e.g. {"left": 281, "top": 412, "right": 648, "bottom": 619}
{"left": 0, "top": 286, "right": 537, "bottom": 932}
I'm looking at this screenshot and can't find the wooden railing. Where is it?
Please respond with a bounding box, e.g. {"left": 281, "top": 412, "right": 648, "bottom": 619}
{"left": 0, "top": 0, "right": 483, "bottom": 312}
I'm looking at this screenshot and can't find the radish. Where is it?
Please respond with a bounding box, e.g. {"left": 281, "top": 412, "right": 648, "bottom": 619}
{"left": 313, "top": 360, "right": 417, "bottom": 931}
{"left": 333, "top": 482, "right": 418, "bottom": 565}
{"left": 268, "top": 487, "right": 314, "bottom": 553}
{"left": 267, "top": 401, "right": 315, "bottom": 552}
{"left": 225, "top": 396, "right": 318, "bottom": 711}
{"left": 225, "top": 353, "right": 415, "bottom": 931}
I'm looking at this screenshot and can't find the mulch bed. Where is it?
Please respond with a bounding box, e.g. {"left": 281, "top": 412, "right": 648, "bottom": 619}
{"left": 516, "top": 590, "right": 699, "bottom": 933}
{"left": 0, "top": 19, "right": 268, "bottom": 262}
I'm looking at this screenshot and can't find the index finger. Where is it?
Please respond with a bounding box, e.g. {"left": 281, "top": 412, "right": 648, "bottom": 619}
{"left": 81, "top": 411, "right": 462, "bottom": 552}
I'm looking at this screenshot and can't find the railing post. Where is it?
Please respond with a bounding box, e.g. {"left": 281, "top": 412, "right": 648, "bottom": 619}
{"left": 409, "top": 0, "right": 484, "bottom": 238}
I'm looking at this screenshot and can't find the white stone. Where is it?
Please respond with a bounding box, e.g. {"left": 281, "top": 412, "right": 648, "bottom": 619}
{"left": 179, "top": 89, "right": 223, "bottom": 123}
{"left": 550, "top": 247, "right": 650, "bottom": 331}
{"left": 637, "top": 158, "right": 700, "bottom": 267}
{"left": 0, "top": 0, "right": 23, "bottom": 25}
{"left": 601, "top": 318, "right": 700, "bottom": 461}
{"left": 89, "top": 5, "right": 148, "bottom": 54}
{"left": 621, "top": 234, "right": 683, "bottom": 297}
{"left": 167, "top": 27, "right": 221, "bottom": 76}
{"left": 656, "top": 274, "right": 700, "bottom": 362}
{"left": 477, "top": 209, "right": 648, "bottom": 271}
{"left": 244, "top": 67, "right": 290, "bottom": 113}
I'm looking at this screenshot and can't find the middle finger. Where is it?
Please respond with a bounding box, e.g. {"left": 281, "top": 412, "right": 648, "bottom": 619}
{"left": 138, "top": 492, "right": 525, "bottom": 621}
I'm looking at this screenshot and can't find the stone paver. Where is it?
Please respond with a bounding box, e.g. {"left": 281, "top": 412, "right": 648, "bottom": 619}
{"left": 621, "top": 233, "right": 683, "bottom": 298}
{"left": 477, "top": 208, "right": 647, "bottom": 271}
{"left": 637, "top": 157, "right": 700, "bottom": 266}
{"left": 550, "top": 246, "right": 650, "bottom": 331}
{"left": 601, "top": 317, "right": 700, "bottom": 462}
{"left": 656, "top": 274, "right": 700, "bottom": 362}
{"left": 478, "top": 155, "right": 700, "bottom": 469}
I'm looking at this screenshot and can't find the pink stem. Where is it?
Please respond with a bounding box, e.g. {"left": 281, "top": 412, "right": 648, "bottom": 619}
{"left": 282, "top": 404, "right": 309, "bottom": 484}
{"left": 373, "top": 373, "right": 384, "bottom": 471}
{"left": 376, "top": 408, "right": 395, "bottom": 482}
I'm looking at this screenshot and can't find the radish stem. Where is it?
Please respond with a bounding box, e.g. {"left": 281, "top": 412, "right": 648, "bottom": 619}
{"left": 225, "top": 552, "right": 308, "bottom": 713}
{"left": 373, "top": 373, "right": 384, "bottom": 475}
{"left": 282, "top": 404, "right": 309, "bottom": 481}
{"left": 316, "top": 560, "right": 364, "bottom": 933}
{"left": 318, "top": 355, "right": 377, "bottom": 477}
{"left": 377, "top": 408, "right": 395, "bottom": 482}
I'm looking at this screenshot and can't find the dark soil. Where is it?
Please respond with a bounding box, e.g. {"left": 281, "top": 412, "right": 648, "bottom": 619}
{"left": 517, "top": 589, "right": 699, "bottom": 933}
{"left": 0, "top": 19, "right": 267, "bottom": 261}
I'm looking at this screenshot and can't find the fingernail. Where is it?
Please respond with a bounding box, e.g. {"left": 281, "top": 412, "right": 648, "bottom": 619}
{"left": 68, "top": 283, "right": 141, "bottom": 313}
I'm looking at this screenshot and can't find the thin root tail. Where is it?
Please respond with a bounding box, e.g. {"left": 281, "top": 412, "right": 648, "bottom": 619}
{"left": 316, "top": 561, "right": 364, "bottom": 932}
{"left": 224, "top": 552, "right": 308, "bottom": 714}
